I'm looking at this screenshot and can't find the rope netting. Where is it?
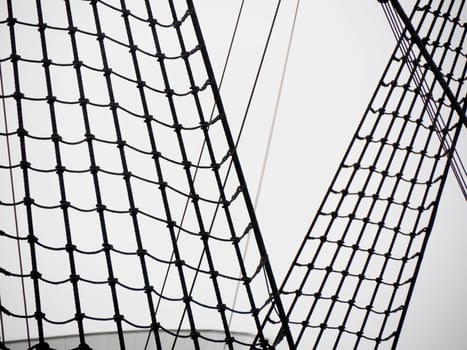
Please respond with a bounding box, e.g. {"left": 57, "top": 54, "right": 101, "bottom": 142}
{"left": 0, "top": 0, "right": 465, "bottom": 350}
{"left": 263, "top": 0, "right": 465, "bottom": 349}
{"left": 0, "top": 0, "right": 290, "bottom": 349}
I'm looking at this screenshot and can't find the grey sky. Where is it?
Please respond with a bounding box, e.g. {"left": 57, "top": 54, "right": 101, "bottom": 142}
{"left": 0, "top": 0, "right": 465, "bottom": 349}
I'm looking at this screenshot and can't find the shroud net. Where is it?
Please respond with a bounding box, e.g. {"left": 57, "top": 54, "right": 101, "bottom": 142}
{"left": 1, "top": 1, "right": 465, "bottom": 350}
{"left": 264, "top": 0, "right": 466, "bottom": 349}
{"left": 0, "top": 0, "right": 288, "bottom": 349}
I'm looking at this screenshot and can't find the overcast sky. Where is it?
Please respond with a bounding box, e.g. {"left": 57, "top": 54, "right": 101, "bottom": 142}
{"left": 0, "top": 1, "right": 465, "bottom": 349}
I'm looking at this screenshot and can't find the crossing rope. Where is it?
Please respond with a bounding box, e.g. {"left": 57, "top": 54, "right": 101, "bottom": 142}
{"left": 263, "top": 1, "right": 466, "bottom": 349}
{"left": 0, "top": 1, "right": 464, "bottom": 350}
{"left": 0, "top": 0, "right": 287, "bottom": 348}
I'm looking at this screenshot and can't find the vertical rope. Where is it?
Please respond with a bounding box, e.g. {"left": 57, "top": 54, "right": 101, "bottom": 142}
{"left": 140, "top": 3, "right": 207, "bottom": 350}
{"left": 64, "top": 1, "right": 125, "bottom": 348}
{"left": 34, "top": 0, "right": 87, "bottom": 346}
{"left": 0, "top": 60, "right": 31, "bottom": 349}
{"left": 6, "top": 0, "right": 45, "bottom": 345}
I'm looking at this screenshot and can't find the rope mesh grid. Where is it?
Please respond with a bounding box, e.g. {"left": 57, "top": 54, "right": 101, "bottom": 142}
{"left": 0, "top": 1, "right": 284, "bottom": 349}
{"left": 0, "top": 0, "right": 465, "bottom": 350}
{"left": 262, "top": 0, "right": 466, "bottom": 349}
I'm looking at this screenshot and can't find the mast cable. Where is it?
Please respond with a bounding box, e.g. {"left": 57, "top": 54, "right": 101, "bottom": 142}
{"left": 0, "top": 60, "right": 31, "bottom": 348}
{"left": 228, "top": 0, "right": 302, "bottom": 333}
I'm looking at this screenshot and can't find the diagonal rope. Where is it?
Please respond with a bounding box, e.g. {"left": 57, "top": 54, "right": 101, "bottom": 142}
{"left": 259, "top": 1, "right": 466, "bottom": 348}
{"left": 381, "top": 1, "right": 467, "bottom": 200}
{"left": 144, "top": 2, "right": 248, "bottom": 349}
{"left": 152, "top": 0, "right": 248, "bottom": 320}
{"left": 388, "top": 0, "right": 466, "bottom": 124}
{"left": 167, "top": 1, "right": 300, "bottom": 348}
{"left": 228, "top": 0, "right": 302, "bottom": 336}
{"left": 172, "top": 0, "right": 287, "bottom": 340}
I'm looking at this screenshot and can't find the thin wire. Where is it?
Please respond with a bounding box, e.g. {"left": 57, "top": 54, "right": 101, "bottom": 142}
{"left": 227, "top": 0, "right": 302, "bottom": 334}
{"left": 0, "top": 61, "right": 31, "bottom": 347}
{"left": 235, "top": 0, "right": 284, "bottom": 142}
{"left": 254, "top": 0, "right": 301, "bottom": 210}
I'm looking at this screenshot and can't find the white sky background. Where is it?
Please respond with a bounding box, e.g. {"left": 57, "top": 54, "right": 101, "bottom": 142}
{"left": 0, "top": 0, "right": 465, "bottom": 349}
{"left": 195, "top": 1, "right": 467, "bottom": 349}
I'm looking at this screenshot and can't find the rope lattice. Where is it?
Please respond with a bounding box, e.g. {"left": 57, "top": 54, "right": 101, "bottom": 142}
{"left": 0, "top": 0, "right": 465, "bottom": 350}
{"left": 263, "top": 0, "right": 465, "bottom": 349}
{"left": 0, "top": 1, "right": 289, "bottom": 349}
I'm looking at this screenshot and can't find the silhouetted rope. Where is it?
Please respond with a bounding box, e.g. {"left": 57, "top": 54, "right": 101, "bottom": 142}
{"left": 1, "top": 1, "right": 464, "bottom": 350}
{"left": 0, "top": 60, "right": 25, "bottom": 348}
{"left": 150, "top": 3, "right": 249, "bottom": 348}
{"left": 0, "top": 0, "right": 290, "bottom": 349}
{"left": 163, "top": 0, "right": 297, "bottom": 348}
{"left": 263, "top": 0, "right": 466, "bottom": 348}
{"left": 381, "top": 0, "right": 467, "bottom": 200}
